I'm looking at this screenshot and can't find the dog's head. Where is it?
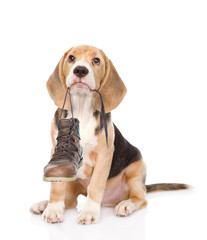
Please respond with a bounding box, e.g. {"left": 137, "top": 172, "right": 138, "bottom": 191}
{"left": 47, "top": 45, "right": 127, "bottom": 113}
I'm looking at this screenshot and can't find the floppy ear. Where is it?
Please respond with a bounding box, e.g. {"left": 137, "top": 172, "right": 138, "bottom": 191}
{"left": 94, "top": 56, "right": 127, "bottom": 113}
{"left": 46, "top": 53, "right": 70, "bottom": 109}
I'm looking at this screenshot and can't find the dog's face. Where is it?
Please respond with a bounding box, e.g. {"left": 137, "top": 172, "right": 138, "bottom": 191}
{"left": 63, "top": 46, "right": 106, "bottom": 95}
{"left": 47, "top": 45, "right": 127, "bottom": 112}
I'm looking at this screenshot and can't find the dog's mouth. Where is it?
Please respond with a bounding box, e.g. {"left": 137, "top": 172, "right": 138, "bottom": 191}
{"left": 70, "top": 82, "right": 91, "bottom": 90}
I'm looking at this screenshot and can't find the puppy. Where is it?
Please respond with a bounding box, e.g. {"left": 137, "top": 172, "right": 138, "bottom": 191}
{"left": 30, "top": 45, "right": 188, "bottom": 224}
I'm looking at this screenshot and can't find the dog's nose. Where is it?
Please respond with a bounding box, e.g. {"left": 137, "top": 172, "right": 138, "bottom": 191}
{"left": 73, "top": 66, "right": 89, "bottom": 78}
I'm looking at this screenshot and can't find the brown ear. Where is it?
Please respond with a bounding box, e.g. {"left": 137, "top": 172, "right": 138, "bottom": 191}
{"left": 94, "top": 57, "right": 127, "bottom": 113}
{"left": 46, "top": 54, "right": 70, "bottom": 109}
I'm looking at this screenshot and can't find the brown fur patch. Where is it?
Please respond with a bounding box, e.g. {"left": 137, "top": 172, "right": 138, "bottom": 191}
{"left": 93, "top": 110, "right": 100, "bottom": 119}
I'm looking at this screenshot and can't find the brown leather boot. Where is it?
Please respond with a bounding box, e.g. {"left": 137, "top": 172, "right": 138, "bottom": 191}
{"left": 43, "top": 118, "right": 83, "bottom": 182}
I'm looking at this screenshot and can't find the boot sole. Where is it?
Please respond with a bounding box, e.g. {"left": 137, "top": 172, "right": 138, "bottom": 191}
{"left": 43, "top": 158, "right": 83, "bottom": 182}
{"left": 43, "top": 175, "right": 78, "bottom": 182}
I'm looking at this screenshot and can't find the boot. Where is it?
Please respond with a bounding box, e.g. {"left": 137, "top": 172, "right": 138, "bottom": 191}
{"left": 43, "top": 118, "right": 83, "bottom": 182}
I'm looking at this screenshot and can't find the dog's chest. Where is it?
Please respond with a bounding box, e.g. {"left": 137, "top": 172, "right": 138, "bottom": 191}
{"left": 79, "top": 115, "right": 98, "bottom": 156}
{"left": 67, "top": 94, "right": 98, "bottom": 179}
{"left": 78, "top": 116, "right": 98, "bottom": 179}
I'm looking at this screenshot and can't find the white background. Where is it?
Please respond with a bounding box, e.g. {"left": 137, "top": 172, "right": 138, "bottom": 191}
{"left": 0, "top": 0, "right": 207, "bottom": 239}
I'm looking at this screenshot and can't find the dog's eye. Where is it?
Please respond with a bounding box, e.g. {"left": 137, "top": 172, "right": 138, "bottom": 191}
{"left": 92, "top": 58, "right": 100, "bottom": 65}
{"left": 69, "top": 55, "right": 75, "bottom": 63}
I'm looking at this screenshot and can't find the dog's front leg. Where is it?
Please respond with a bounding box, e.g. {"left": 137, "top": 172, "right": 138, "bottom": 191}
{"left": 42, "top": 182, "right": 66, "bottom": 223}
{"left": 77, "top": 148, "right": 113, "bottom": 225}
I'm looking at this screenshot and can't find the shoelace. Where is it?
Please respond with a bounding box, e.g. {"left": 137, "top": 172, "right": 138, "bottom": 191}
{"left": 59, "top": 87, "right": 74, "bottom": 121}
{"left": 51, "top": 129, "right": 79, "bottom": 161}
{"left": 60, "top": 87, "right": 108, "bottom": 147}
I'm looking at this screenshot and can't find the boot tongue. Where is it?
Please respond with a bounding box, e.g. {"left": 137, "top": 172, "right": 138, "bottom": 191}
{"left": 58, "top": 118, "right": 79, "bottom": 132}
{"left": 58, "top": 119, "right": 72, "bottom": 132}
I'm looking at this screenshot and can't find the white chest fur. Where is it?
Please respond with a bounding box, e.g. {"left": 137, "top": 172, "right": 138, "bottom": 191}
{"left": 66, "top": 92, "right": 98, "bottom": 179}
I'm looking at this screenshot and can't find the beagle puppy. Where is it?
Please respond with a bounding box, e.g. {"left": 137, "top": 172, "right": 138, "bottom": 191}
{"left": 30, "top": 45, "right": 188, "bottom": 224}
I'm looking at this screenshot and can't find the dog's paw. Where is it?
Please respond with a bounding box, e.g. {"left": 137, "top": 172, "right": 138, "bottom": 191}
{"left": 42, "top": 201, "right": 65, "bottom": 223}
{"left": 115, "top": 200, "right": 135, "bottom": 217}
{"left": 77, "top": 209, "right": 100, "bottom": 225}
{"left": 77, "top": 197, "right": 101, "bottom": 225}
{"left": 30, "top": 200, "right": 49, "bottom": 214}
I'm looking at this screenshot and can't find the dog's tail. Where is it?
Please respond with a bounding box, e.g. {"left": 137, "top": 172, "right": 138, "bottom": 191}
{"left": 146, "top": 183, "right": 190, "bottom": 193}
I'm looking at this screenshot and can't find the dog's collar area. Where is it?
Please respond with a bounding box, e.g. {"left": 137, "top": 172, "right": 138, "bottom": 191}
{"left": 59, "top": 87, "right": 109, "bottom": 148}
